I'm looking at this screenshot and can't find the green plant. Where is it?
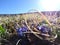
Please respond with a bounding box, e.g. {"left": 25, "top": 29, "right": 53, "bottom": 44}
{"left": 56, "top": 28, "right": 60, "bottom": 39}
{"left": 0, "top": 25, "right": 5, "bottom": 38}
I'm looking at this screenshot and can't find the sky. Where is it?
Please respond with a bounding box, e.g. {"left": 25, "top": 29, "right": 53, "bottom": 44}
{"left": 0, "top": 0, "right": 60, "bottom": 14}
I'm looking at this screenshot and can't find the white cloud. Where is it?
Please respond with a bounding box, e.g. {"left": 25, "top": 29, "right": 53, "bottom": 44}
{"left": 39, "top": 0, "right": 60, "bottom": 11}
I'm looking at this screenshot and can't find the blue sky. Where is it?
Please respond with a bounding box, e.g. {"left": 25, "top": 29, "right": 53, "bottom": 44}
{"left": 0, "top": 0, "right": 60, "bottom": 14}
